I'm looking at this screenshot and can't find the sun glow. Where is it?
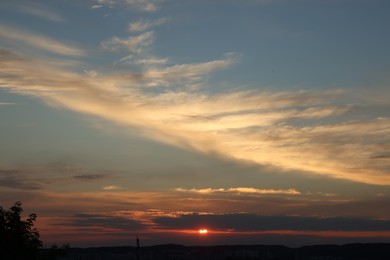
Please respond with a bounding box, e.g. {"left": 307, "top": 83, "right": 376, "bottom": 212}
{"left": 199, "top": 229, "right": 208, "bottom": 234}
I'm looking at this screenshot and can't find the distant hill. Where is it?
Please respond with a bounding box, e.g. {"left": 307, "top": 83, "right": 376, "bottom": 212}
{"left": 62, "top": 243, "right": 390, "bottom": 260}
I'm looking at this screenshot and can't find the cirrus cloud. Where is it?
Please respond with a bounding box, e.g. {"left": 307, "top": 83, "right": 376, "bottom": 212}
{"left": 16, "top": 2, "right": 64, "bottom": 22}
{"left": 0, "top": 25, "right": 84, "bottom": 57}
{"left": 1, "top": 47, "right": 390, "bottom": 185}
{"left": 100, "top": 31, "right": 154, "bottom": 53}
{"left": 128, "top": 17, "right": 169, "bottom": 32}
{"left": 96, "top": 0, "right": 162, "bottom": 12}
{"left": 1, "top": 20, "right": 389, "bottom": 187}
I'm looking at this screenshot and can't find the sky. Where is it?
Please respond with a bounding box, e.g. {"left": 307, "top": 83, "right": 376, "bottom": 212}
{"left": 1, "top": 0, "right": 390, "bottom": 248}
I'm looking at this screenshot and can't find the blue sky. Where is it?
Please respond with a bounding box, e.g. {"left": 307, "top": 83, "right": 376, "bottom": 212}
{"left": 1, "top": 0, "right": 390, "bottom": 247}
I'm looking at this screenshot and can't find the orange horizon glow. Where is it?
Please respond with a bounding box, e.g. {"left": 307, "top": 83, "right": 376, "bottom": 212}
{"left": 37, "top": 223, "right": 390, "bottom": 247}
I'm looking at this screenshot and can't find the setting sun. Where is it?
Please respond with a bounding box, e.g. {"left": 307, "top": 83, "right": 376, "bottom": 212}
{"left": 199, "top": 229, "right": 208, "bottom": 235}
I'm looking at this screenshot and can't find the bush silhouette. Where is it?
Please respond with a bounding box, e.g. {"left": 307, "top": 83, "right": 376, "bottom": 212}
{"left": 0, "top": 201, "right": 43, "bottom": 260}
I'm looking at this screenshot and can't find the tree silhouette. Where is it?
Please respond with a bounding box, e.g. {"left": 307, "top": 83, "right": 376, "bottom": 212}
{"left": 0, "top": 201, "right": 43, "bottom": 260}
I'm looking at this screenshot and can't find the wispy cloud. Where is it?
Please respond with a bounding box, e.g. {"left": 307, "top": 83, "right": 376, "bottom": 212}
{"left": 0, "top": 102, "right": 16, "bottom": 106}
{"left": 0, "top": 170, "right": 42, "bottom": 190}
{"left": 124, "top": 0, "right": 161, "bottom": 12}
{"left": 175, "top": 187, "right": 301, "bottom": 195}
{"left": 10, "top": 2, "right": 65, "bottom": 22}
{"left": 0, "top": 163, "right": 113, "bottom": 191}
{"left": 96, "top": 0, "right": 162, "bottom": 12}
{"left": 96, "top": 0, "right": 118, "bottom": 6}
{"left": 141, "top": 54, "right": 237, "bottom": 87}
{"left": 103, "top": 185, "right": 123, "bottom": 190}
{"left": 135, "top": 58, "right": 169, "bottom": 65}
{"left": 57, "top": 213, "right": 146, "bottom": 230}
{"left": 0, "top": 25, "right": 84, "bottom": 57}
{"left": 2, "top": 51, "right": 389, "bottom": 185}
{"left": 1, "top": 25, "right": 390, "bottom": 187}
{"left": 101, "top": 31, "right": 154, "bottom": 53}
{"left": 128, "top": 17, "right": 168, "bottom": 32}
{"left": 73, "top": 174, "right": 108, "bottom": 181}
{"left": 91, "top": 5, "right": 103, "bottom": 9}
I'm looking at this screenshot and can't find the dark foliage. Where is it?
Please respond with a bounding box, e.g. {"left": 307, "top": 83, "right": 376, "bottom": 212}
{"left": 0, "top": 201, "right": 43, "bottom": 260}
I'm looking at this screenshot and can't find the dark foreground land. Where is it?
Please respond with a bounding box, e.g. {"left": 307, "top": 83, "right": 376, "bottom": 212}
{"left": 61, "top": 243, "right": 390, "bottom": 260}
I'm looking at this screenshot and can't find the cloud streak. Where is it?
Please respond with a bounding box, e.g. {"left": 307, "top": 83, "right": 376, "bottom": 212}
{"left": 12, "top": 2, "right": 65, "bottom": 22}
{"left": 0, "top": 170, "right": 42, "bottom": 190}
{"left": 101, "top": 31, "right": 154, "bottom": 54}
{"left": 73, "top": 174, "right": 108, "bottom": 181}
{"left": 175, "top": 187, "right": 301, "bottom": 195}
{"left": 0, "top": 102, "right": 16, "bottom": 106}
{"left": 96, "top": 0, "right": 161, "bottom": 12}
{"left": 128, "top": 17, "right": 168, "bottom": 32}
{"left": 0, "top": 25, "right": 84, "bottom": 57}
{"left": 0, "top": 163, "right": 114, "bottom": 192}
{"left": 103, "top": 185, "right": 123, "bottom": 190}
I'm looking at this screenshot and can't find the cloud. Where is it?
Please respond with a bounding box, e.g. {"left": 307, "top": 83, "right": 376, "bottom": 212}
{"left": 101, "top": 31, "right": 154, "bottom": 53}
{"left": 0, "top": 25, "right": 84, "bottom": 57}
{"left": 96, "top": 0, "right": 161, "bottom": 12}
{"left": 125, "top": 0, "right": 161, "bottom": 12}
{"left": 0, "top": 162, "right": 115, "bottom": 192}
{"left": 73, "top": 174, "right": 108, "bottom": 181}
{"left": 135, "top": 58, "right": 169, "bottom": 66}
{"left": 128, "top": 17, "right": 168, "bottom": 32}
{"left": 113, "top": 55, "right": 235, "bottom": 84}
{"left": 58, "top": 213, "right": 146, "bottom": 230}
{"left": 3, "top": 186, "right": 390, "bottom": 224}
{"left": 0, "top": 102, "right": 16, "bottom": 106}
{"left": 0, "top": 170, "right": 42, "bottom": 190}
{"left": 371, "top": 153, "right": 390, "bottom": 159}
{"left": 103, "top": 185, "right": 123, "bottom": 190}
{"left": 9, "top": 2, "right": 65, "bottom": 22}
{"left": 44, "top": 161, "right": 88, "bottom": 176}
{"left": 114, "top": 54, "right": 134, "bottom": 64}
{"left": 0, "top": 49, "right": 24, "bottom": 61}
{"left": 175, "top": 187, "right": 301, "bottom": 195}
{"left": 84, "top": 69, "right": 98, "bottom": 78}
{"left": 153, "top": 213, "right": 390, "bottom": 232}
{"left": 97, "top": 0, "right": 117, "bottom": 5}
{"left": 2, "top": 57, "right": 389, "bottom": 185}
{"left": 138, "top": 53, "right": 238, "bottom": 87}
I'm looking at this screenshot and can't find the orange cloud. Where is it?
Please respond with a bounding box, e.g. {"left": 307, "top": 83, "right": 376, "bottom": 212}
{"left": 175, "top": 187, "right": 301, "bottom": 195}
